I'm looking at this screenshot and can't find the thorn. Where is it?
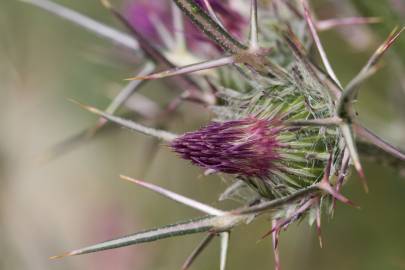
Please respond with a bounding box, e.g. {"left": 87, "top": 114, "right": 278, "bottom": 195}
{"left": 357, "top": 168, "right": 369, "bottom": 193}
{"left": 126, "top": 56, "right": 235, "bottom": 81}
{"left": 67, "top": 98, "right": 95, "bottom": 112}
{"left": 353, "top": 123, "right": 405, "bottom": 161}
{"left": 220, "top": 232, "right": 230, "bottom": 270}
{"left": 261, "top": 199, "right": 315, "bottom": 240}
{"left": 317, "top": 153, "right": 359, "bottom": 208}
{"left": 99, "top": 0, "right": 111, "bottom": 9}
{"left": 340, "top": 124, "right": 368, "bottom": 193}
{"left": 69, "top": 99, "right": 178, "bottom": 142}
{"left": 316, "top": 202, "right": 323, "bottom": 248}
{"left": 120, "top": 175, "right": 224, "bottom": 216}
{"left": 351, "top": 149, "right": 368, "bottom": 193}
{"left": 272, "top": 220, "right": 281, "bottom": 270}
{"left": 332, "top": 149, "right": 350, "bottom": 212}
{"left": 201, "top": 0, "right": 224, "bottom": 27}
{"left": 204, "top": 169, "right": 217, "bottom": 176}
{"left": 21, "top": 0, "right": 139, "bottom": 51}
{"left": 249, "top": 0, "right": 259, "bottom": 51}
{"left": 316, "top": 17, "right": 382, "bottom": 31}
{"left": 376, "top": 26, "right": 405, "bottom": 56}
{"left": 317, "top": 180, "right": 358, "bottom": 208}
{"left": 181, "top": 234, "right": 215, "bottom": 270}
{"left": 300, "top": 0, "right": 342, "bottom": 88}
{"left": 261, "top": 222, "right": 280, "bottom": 240}
{"left": 49, "top": 251, "right": 76, "bottom": 260}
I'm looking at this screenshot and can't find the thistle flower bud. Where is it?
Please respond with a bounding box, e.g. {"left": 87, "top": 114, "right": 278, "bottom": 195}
{"left": 171, "top": 117, "right": 282, "bottom": 177}
{"left": 28, "top": 0, "right": 405, "bottom": 269}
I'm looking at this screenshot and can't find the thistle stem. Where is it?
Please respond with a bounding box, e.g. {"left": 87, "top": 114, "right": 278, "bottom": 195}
{"left": 172, "top": 0, "right": 247, "bottom": 54}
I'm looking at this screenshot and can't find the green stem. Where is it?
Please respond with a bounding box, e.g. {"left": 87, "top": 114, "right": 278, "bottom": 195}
{"left": 172, "top": 0, "right": 247, "bottom": 54}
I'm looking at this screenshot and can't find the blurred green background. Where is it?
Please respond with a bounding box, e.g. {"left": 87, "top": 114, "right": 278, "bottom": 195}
{"left": 1, "top": 0, "right": 404, "bottom": 269}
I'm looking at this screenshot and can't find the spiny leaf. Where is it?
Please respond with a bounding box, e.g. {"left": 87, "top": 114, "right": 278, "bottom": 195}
{"left": 50, "top": 215, "right": 248, "bottom": 259}
{"left": 50, "top": 216, "right": 216, "bottom": 258}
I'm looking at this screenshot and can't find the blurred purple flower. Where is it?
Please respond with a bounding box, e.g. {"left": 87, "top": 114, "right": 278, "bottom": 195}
{"left": 124, "top": 0, "right": 170, "bottom": 45}
{"left": 123, "top": 0, "right": 245, "bottom": 49}
{"left": 171, "top": 117, "right": 282, "bottom": 177}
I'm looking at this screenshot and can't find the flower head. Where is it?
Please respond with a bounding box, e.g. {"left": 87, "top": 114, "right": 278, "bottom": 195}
{"left": 171, "top": 117, "right": 282, "bottom": 177}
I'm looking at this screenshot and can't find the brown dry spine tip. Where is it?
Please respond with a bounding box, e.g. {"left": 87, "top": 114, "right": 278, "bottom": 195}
{"left": 49, "top": 251, "right": 76, "bottom": 260}
{"left": 171, "top": 117, "right": 283, "bottom": 177}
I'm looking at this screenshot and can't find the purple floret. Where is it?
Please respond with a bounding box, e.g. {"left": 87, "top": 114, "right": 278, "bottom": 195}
{"left": 171, "top": 118, "right": 282, "bottom": 177}
{"left": 123, "top": 0, "right": 245, "bottom": 48}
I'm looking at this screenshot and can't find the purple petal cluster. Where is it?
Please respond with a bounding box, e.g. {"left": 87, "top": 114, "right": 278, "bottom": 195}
{"left": 123, "top": 0, "right": 245, "bottom": 48}
{"left": 124, "top": 0, "right": 170, "bottom": 45}
{"left": 171, "top": 118, "right": 282, "bottom": 177}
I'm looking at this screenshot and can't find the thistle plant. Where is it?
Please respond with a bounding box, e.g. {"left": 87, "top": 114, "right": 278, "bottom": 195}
{"left": 22, "top": 0, "right": 405, "bottom": 269}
